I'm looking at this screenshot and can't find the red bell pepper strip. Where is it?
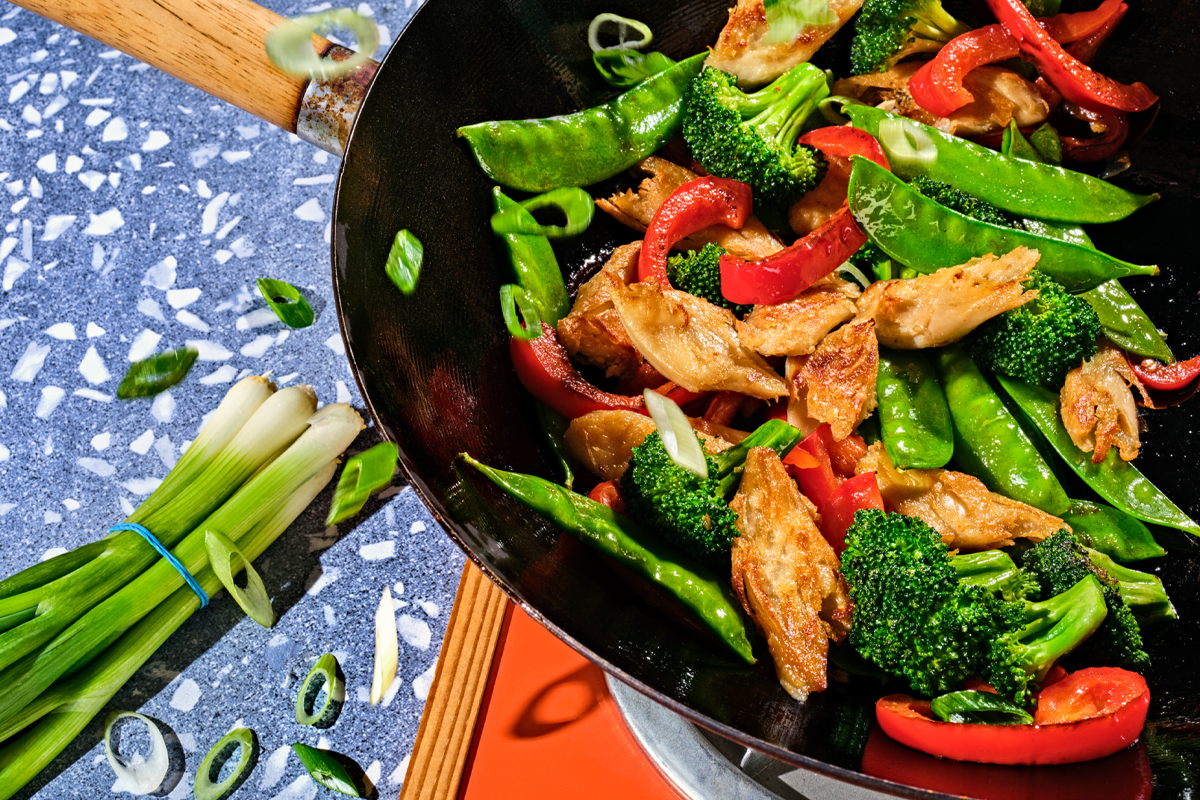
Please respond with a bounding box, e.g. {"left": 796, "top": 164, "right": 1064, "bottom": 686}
{"left": 986, "top": 0, "right": 1157, "bottom": 114}
{"left": 656, "top": 382, "right": 709, "bottom": 409}
{"left": 510, "top": 323, "right": 645, "bottom": 419}
{"left": 798, "top": 127, "right": 891, "bottom": 168}
{"left": 1033, "top": 667, "right": 1147, "bottom": 725}
{"left": 819, "top": 471, "right": 884, "bottom": 554}
{"left": 703, "top": 392, "right": 743, "bottom": 426}
{"left": 588, "top": 480, "right": 626, "bottom": 513}
{"left": 786, "top": 425, "right": 842, "bottom": 509}
{"left": 1066, "top": 2, "right": 1128, "bottom": 64}
{"left": 1059, "top": 102, "right": 1130, "bottom": 162}
{"left": 1129, "top": 354, "right": 1200, "bottom": 392}
{"left": 638, "top": 176, "right": 753, "bottom": 286}
{"left": 875, "top": 667, "right": 1149, "bottom": 765}
{"left": 909, "top": 0, "right": 1124, "bottom": 118}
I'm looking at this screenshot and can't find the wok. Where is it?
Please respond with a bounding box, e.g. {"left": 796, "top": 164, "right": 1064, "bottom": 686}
{"left": 19, "top": 0, "right": 1200, "bottom": 796}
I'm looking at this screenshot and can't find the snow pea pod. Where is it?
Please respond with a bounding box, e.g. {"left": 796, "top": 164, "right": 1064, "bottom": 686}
{"left": 876, "top": 348, "right": 954, "bottom": 469}
{"left": 846, "top": 157, "right": 1158, "bottom": 293}
{"left": 459, "top": 53, "right": 707, "bottom": 192}
{"left": 457, "top": 453, "right": 756, "bottom": 663}
{"left": 994, "top": 374, "right": 1200, "bottom": 537}
{"left": 933, "top": 345, "right": 1069, "bottom": 515}
{"left": 491, "top": 187, "right": 570, "bottom": 324}
{"left": 1062, "top": 499, "right": 1166, "bottom": 563}
{"left": 845, "top": 105, "right": 1157, "bottom": 224}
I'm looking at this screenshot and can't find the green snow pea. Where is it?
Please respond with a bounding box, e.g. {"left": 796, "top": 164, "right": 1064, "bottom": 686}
{"left": 458, "top": 453, "right": 756, "bottom": 663}
{"left": 847, "top": 157, "right": 1158, "bottom": 293}
{"left": 492, "top": 187, "right": 570, "bottom": 324}
{"left": 459, "top": 52, "right": 707, "bottom": 192}
{"left": 994, "top": 374, "right": 1200, "bottom": 537}
{"left": 846, "top": 105, "right": 1157, "bottom": 224}
{"left": 933, "top": 345, "right": 1069, "bottom": 515}
{"left": 1062, "top": 499, "right": 1166, "bottom": 563}
{"left": 876, "top": 348, "right": 954, "bottom": 470}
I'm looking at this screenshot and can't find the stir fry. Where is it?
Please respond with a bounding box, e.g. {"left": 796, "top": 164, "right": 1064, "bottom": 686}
{"left": 455, "top": 0, "right": 1188, "bottom": 767}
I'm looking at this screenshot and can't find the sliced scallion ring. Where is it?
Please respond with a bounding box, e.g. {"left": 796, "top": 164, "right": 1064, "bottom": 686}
{"left": 326, "top": 441, "right": 399, "bottom": 525}
{"left": 296, "top": 653, "right": 347, "bottom": 728}
{"left": 117, "top": 347, "right": 199, "bottom": 399}
{"left": 385, "top": 229, "right": 423, "bottom": 295}
{"left": 292, "top": 743, "right": 363, "bottom": 796}
{"left": 587, "top": 13, "right": 652, "bottom": 52}
{"left": 490, "top": 187, "right": 594, "bottom": 239}
{"left": 370, "top": 585, "right": 399, "bottom": 706}
{"left": 592, "top": 49, "right": 675, "bottom": 88}
{"left": 643, "top": 389, "right": 708, "bottom": 480}
{"left": 878, "top": 117, "right": 938, "bottom": 167}
{"left": 817, "top": 95, "right": 866, "bottom": 125}
{"left": 265, "top": 8, "right": 379, "bottom": 80}
{"left": 762, "top": 0, "right": 837, "bottom": 44}
{"left": 836, "top": 262, "right": 873, "bottom": 290}
{"left": 205, "top": 529, "right": 275, "bottom": 627}
{"left": 104, "top": 711, "right": 171, "bottom": 795}
{"left": 195, "top": 727, "right": 258, "bottom": 800}
{"left": 500, "top": 284, "right": 543, "bottom": 341}
{"left": 257, "top": 278, "right": 315, "bottom": 329}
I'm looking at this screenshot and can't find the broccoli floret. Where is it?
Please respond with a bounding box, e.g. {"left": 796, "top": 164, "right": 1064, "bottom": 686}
{"left": 967, "top": 270, "right": 1102, "bottom": 387}
{"left": 1089, "top": 548, "right": 1177, "bottom": 628}
{"left": 842, "top": 510, "right": 1109, "bottom": 704}
{"left": 1021, "top": 530, "right": 1150, "bottom": 670}
{"left": 682, "top": 64, "right": 829, "bottom": 208}
{"left": 621, "top": 419, "right": 802, "bottom": 561}
{"left": 849, "top": 0, "right": 972, "bottom": 75}
{"left": 666, "top": 243, "right": 752, "bottom": 317}
{"left": 849, "top": 241, "right": 895, "bottom": 282}
{"left": 951, "top": 550, "right": 1037, "bottom": 602}
{"left": 910, "top": 176, "right": 1017, "bottom": 228}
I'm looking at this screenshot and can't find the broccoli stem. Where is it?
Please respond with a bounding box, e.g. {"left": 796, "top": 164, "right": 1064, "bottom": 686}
{"left": 1010, "top": 574, "right": 1108, "bottom": 684}
{"left": 951, "top": 551, "right": 1028, "bottom": 601}
{"left": 747, "top": 67, "right": 831, "bottom": 152}
{"left": 1088, "top": 548, "right": 1177, "bottom": 628}
{"left": 713, "top": 419, "right": 803, "bottom": 496}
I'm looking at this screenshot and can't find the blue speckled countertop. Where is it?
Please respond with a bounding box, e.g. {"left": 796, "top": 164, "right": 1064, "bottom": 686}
{"left": 0, "top": 1, "right": 467, "bottom": 797}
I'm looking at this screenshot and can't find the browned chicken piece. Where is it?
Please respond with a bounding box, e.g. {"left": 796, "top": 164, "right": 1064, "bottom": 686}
{"left": 556, "top": 242, "right": 644, "bottom": 380}
{"left": 857, "top": 443, "right": 1066, "bottom": 551}
{"left": 787, "top": 318, "right": 878, "bottom": 441}
{"left": 596, "top": 156, "right": 784, "bottom": 260}
{"left": 1061, "top": 340, "right": 1150, "bottom": 464}
{"left": 832, "top": 63, "right": 1050, "bottom": 137}
{"left": 563, "top": 410, "right": 737, "bottom": 482}
{"left": 707, "top": 0, "right": 865, "bottom": 88}
{"left": 789, "top": 155, "right": 851, "bottom": 237}
{"left": 737, "top": 282, "right": 859, "bottom": 357}
{"left": 731, "top": 448, "right": 852, "bottom": 701}
{"left": 855, "top": 247, "right": 1039, "bottom": 350}
{"left": 606, "top": 273, "right": 788, "bottom": 401}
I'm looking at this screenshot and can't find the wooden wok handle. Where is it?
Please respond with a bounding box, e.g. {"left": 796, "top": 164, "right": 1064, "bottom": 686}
{"left": 11, "top": 0, "right": 322, "bottom": 132}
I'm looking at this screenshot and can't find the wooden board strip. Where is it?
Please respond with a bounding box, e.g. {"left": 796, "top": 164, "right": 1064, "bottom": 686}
{"left": 398, "top": 563, "right": 508, "bottom": 800}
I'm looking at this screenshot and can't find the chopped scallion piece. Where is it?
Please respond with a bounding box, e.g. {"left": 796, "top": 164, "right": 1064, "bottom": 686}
{"left": 643, "top": 389, "right": 708, "bottom": 480}
{"left": 117, "top": 347, "right": 198, "bottom": 399}
{"left": 265, "top": 8, "right": 379, "bottom": 79}
{"left": 836, "top": 262, "right": 873, "bottom": 290}
{"left": 103, "top": 711, "right": 172, "bottom": 795}
{"left": 195, "top": 727, "right": 257, "bottom": 800}
{"left": 878, "top": 117, "right": 937, "bottom": 167}
{"left": 291, "top": 743, "right": 363, "bottom": 796}
{"left": 256, "top": 278, "right": 315, "bottom": 329}
{"left": 370, "top": 585, "right": 399, "bottom": 706}
{"left": 204, "top": 530, "right": 275, "bottom": 627}
{"left": 385, "top": 229, "right": 423, "bottom": 295}
{"left": 587, "top": 13, "right": 652, "bottom": 52}
{"left": 762, "top": 0, "right": 837, "bottom": 43}
{"left": 490, "top": 187, "right": 594, "bottom": 239}
{"left": 592, "top": 49, "right": 675, "bottom": 88}
{"left": 817, "top": 95, "right": 864, "bottom": 125}
{"left": 326, "top": 441, "right": 399, "bottom": 525}
{"left": 296, "top": 653, "right": 346, "bottom": 728}
{"left": 500, "top": 284, "right": 543, "bottom": 341}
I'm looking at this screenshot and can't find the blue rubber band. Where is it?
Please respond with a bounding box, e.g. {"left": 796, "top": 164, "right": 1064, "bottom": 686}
{"left": 110, "top": 523, "right": 209, "bottom": 608}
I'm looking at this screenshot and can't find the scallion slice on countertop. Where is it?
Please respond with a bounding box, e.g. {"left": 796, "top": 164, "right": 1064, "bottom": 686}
{"left": 385, "top": 229, "right": 423, "bottom": 295}
{"left": 490, "top": 187, "right": 594, "bottom": 239}
{"left": 500, "top": 284, "right": 543, "bottom": 341}
{"left": 265, "top": 8, "right": 379, "bottom": 79}
{"left": 587, "top": 13, "right": 653, "bottom": 52}
{"left": 205, "top": 529, "right": 275, "bottom": 627}
{"left": 643, "top": 389, "right": 708, "bottom": 480}
{"left": 370, "top": 585, "right": 399, "bottom": 706}
{"left": 878, "top": 117, "right": 937, "bottom": 168}
{"left": 326, "top": 441, "right": 399, "bottom": 525}
{"left": 257, "top": 278, "right": 315, "bottom": 329}
{"left": 103, "top": 711, "right": 172, "bottom": 795}
{"left": 296, "top": 653, "right": 346, "bottom": 728}
{"left": 291, "top": 743, "right": 363, "bottom": 796}
{"left": 117, "top": 347, "right": 199, "bottom": 399}
{"left": 194, "top": 727, "right": 257, "bottom": 800}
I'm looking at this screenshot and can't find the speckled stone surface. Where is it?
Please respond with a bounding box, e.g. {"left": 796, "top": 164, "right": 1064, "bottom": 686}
{"left": 0, "top": 1, "right": 467, "bottom": 797}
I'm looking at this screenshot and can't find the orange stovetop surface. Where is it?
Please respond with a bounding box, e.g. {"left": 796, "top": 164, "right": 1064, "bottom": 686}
{"left": 458, "top": 604, "right": 685, "bottom": 800}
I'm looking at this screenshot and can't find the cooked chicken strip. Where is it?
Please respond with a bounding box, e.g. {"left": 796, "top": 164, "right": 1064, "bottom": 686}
{"left": 737, "top": 282, "right": 859, "bottom": 357}
{"left": 556, "top": 242, "right": 644, "bottom": 380}
{"left": 787, "top": 318, "right": 878, "bottom": 441}
{"left": 857, "top": 442, "right": 1065, "bottom": 551}
{"left": 563, "top": 409, "right": 736, "bottom": 482}
{"left": 707, "top": 0, "right": 864, "bottom": 88}
{"left": 606, "top": 273, "right": 788, "bottom": 400}
{"left": 855, "top": 247, "right": 1039, "bottom": 350}
{"left": 596, "top": 156, "right": 783, "bottom": 260}
{"left": 1061, "top": 340, "right": 1149, "bottom": 464}
{"left": 731, "top": 447, "right": 852, "bottom": 701}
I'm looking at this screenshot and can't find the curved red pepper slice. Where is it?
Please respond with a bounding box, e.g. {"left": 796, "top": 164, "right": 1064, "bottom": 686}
{"left": 1065, "top": 2, "right": 1128, "bottom": 65}
{"left": 510, "top": 323, "right": 645, "bottom": 419}
{"left": 637, "top": 176, "right": 753, "bottom": 286}
{"left": 819, "top": 471, "right": 884, "bottom": 554}
{"left": 588, "top": 480, "right": 626, "bottom": 513}
{"left": 1060, "top": 102, "right": 1130, "bottom": 162}
{"left": 798, "top": 127, "right": 891, "bottom": 168}
{"left": 1129, "top": 354, "right": 1200, "bottom": 392}
{"left": 986, "top": 0, "right": 1157, "bottom": 114}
